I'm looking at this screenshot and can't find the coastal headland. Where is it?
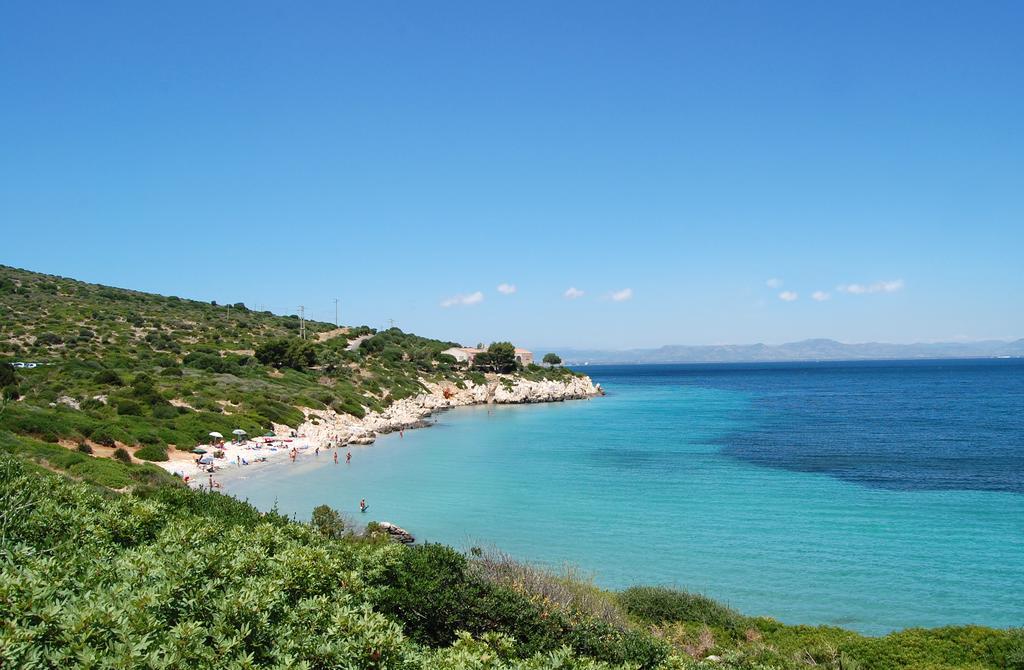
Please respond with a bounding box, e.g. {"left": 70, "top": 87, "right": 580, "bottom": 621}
{"left": 0, "top": 265, "right": 600, "bottom": 485}
{"left": 161, "top": 373, "right": 600, "bottom": 481}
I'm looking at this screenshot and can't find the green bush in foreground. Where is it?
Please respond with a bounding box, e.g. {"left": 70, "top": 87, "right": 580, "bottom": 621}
{"left": 0, "top": 449, "right": 1022, "bottom": 670}
{"left": 134, "top": 443, "right": 168, "bottom": 461}
{"left": 0, "top": 456, "right": 650, "bottom": 670}
{"left": 374, "top": 543, "right": 670, "bottom": 668}
{"left": 619, "top": 585, "right": 745, "bottom": 630}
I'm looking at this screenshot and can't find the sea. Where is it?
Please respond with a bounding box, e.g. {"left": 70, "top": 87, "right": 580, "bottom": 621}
{"left": 227, "top": 359, "right": 1024, "bottom": 635}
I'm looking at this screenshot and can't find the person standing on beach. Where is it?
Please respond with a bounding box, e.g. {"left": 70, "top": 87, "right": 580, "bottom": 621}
{"left": 333, "top": 451, "right": 338, "bottom": 464}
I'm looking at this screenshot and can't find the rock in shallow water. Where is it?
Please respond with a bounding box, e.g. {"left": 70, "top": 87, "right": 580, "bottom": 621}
{"left": 377, "top": 522, "right": 415, "bottom": 544}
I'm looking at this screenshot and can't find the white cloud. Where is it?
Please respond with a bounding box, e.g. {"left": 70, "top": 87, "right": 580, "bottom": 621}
{"left": 778, "top": 291, "right": 798, "bottom": 302}
{"left": 440, "top": 291, "right": 484, "bottom": 307}
{"left": 563, "top": 287, "right": 585, "bottom": 299}
{"left": 811, "top": 290, "right": 830, "bottom": 301}
{"left": 610, "top": 288, "right": 634, "bottom": 302}
{"left": 496, "top": 283, "right": 517, "bottom": 295}
{"left": 837, "top": 279, "right": 905, "bottom": 295}
{"left": 766, "top": 278, "right": 783, "bottom": 289}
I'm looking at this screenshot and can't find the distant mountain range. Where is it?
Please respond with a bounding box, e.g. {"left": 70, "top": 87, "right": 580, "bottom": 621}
{"left": 553, "top": 338, "right": 1024, "bottom": 365}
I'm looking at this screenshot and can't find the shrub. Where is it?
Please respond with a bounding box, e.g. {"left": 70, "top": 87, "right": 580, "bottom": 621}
{"left": 618, "top": 586, "right": 745, "bottom": 630}
{"left": 330, "top": 397, "right": 365, "bottom": 418}
{"left": 136, "top": 432, "right": 162, "bottom": 445}
{"left": 134, "top": 444, "right": 168, "bottom": 462}
{"left": 371, "top": 543, "right": 669, "bottom": 667}
{"left": 35, "top": 332, "right": 63, "bottom": 345}
{"left": 112, "top": 447, "right": 132, "bottom": 463}
{"left": 310, "top": 504, "right": 348, "bottom": 539}
{"left": 114, "top": 398, "right": 144, "bottom": 416}
{"left": 80, "top": 397, "right": 105, "bottom": 410}
{"left": 471, "top": 549, "right": 628, "bottom": 629}
{"left": 183, "top": 351, "right": 239, "bottom": 374}
{"left": 76, "top": 441, "right": 93, "bottom": 454}
{"left": 248, "top": 398, "right": 303, "bottom": 426}
{"left": 0, "top": 362, "right": 18, "bottom": 389}
{"left": 130, "top": 373, "right": 163, "bottom": 405}
{"left": 255, "top": 337, "right": 317, "bottom": 370}
{"left": 94, "top": 369, "right": 124, "bottom": 386}
{"left": 151, "top": 403, "right": 179, "bottom": 420}
{"left": 373, "top": 543, "right": 541, "bottom": 648}
{"left": 91, "top": 423, "right": 131, "bottom": 447}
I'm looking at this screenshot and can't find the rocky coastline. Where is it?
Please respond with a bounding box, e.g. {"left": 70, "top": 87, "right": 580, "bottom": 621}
{"left": 163, "top": 374, "right": 600, "bottom": 482}
{"left": 290, "top": 373, "right": 600, "bottom": 447}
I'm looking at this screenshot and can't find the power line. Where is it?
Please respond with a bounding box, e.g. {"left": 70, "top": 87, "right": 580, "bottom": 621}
{"left": 298, "top": 305, "right": 306, "bottom": 340}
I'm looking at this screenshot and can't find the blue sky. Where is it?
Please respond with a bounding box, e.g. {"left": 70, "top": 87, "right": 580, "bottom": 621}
{"left": 2, "top": 2, "right": 1021, "bottom": 349}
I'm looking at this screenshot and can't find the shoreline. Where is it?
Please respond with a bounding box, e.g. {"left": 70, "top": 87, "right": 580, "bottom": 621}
{"left": 159, "top": 373, "right": 600, "bottom": 486}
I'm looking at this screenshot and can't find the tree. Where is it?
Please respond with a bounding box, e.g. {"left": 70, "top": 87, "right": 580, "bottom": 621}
{"left": 542, "top": 353, "right": 562, "bottom": 366}
{"left": 255, "top": 338, "right": 317, "bottom": 370}
{"left": 0, "top": 363, "right": 17, "bottom": 390}
{"left": 0, "top": 363, "right": 19, "bottom": 406}
{"left": 311, "top": 504, "right": 348, "bottom": 539}
{"left": 472, "top": 342, "right": 517, "bottom": 373}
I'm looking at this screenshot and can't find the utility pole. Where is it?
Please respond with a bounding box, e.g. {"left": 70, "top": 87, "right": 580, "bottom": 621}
{"left": 388, "top": 318, "right": 396, "bottom": 330}
{"left": 334, "top": 298, "right": 339, "bottom": 328}
{"left": 298, "top": 305, "right": 306, "bottom": 340}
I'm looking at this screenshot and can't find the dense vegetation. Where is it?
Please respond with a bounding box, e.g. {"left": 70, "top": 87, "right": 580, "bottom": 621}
{"left": 0, "top": 265, "right": 578, "bottom": 459}
{"left": 1, "top": 450, "right": 1022, "bottom": 670}
{"left": 3, "top": 264, "right": 1021, "bottom": 669}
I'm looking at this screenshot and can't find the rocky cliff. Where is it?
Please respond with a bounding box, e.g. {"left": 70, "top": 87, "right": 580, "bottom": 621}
{"left": 291, "top": 374, "right": 599, "bottom": 447}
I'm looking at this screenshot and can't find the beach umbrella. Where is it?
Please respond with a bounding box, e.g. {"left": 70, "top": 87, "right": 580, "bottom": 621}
{"left": 208, "top": 431, "right": 223, "bottom": 439}
{"left": 232, "top": 429, "right": 247, "bottom": 435}
{"left": 264, "top": 431, "right": 275, "bottom": 437}
{"left": 191, "top": 447, "right": 207, "bottom": 454}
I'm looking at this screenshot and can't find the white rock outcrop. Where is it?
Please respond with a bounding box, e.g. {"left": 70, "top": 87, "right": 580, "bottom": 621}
{"left": 294, "top": 374, "right": 599, "bottom": 447}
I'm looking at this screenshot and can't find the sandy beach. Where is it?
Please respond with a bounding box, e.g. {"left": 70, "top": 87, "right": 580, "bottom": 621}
{"left": 157, "top": 374, "right": 600, "bottom": 488}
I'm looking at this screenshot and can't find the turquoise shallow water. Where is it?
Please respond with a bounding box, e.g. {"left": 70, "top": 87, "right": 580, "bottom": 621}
{"left": 228, "top": 361, "right": 1024, "bottom": 635}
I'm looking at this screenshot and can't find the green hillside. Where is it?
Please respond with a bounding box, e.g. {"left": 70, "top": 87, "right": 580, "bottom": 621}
{"left": 0, "top": 265, "right": 574, "bottom": 462}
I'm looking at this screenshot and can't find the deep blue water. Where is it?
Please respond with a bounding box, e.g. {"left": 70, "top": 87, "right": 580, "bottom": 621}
{"left": 228, "top": 359, "right": 1024, "bottom": 634}
{"left": 625, "top": 360, "right": 1024, "bottom": 493}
